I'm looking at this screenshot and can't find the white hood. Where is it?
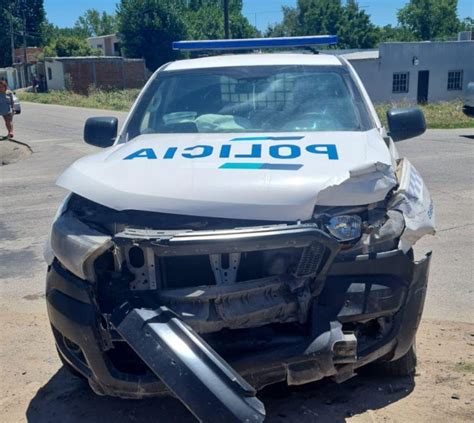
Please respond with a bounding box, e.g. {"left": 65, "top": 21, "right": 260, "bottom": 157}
{"left": 57, "top": 129, "right": 396, "bottom": 221}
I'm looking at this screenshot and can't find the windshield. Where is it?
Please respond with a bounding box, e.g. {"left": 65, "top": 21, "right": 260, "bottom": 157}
{"left": 125, "top": 65, "right": 373, "bottom": 138}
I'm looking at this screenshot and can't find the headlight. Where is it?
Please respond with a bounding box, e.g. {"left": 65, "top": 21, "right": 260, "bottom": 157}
{"left": 348, "top": 209, "right": 405, "bottom": 255}
{"left": 50, "top": 212, "right": 112, "bottom": 281}
{"left": 325, "top": 215, "right": 362, "bottom": 241}
{"left": 314, "top": 203, "right": 406, "bottom": 254}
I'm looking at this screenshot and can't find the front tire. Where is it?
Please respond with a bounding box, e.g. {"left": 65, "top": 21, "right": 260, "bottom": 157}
{"left": 373, "top": 344, "right": 417, "bottom": 377}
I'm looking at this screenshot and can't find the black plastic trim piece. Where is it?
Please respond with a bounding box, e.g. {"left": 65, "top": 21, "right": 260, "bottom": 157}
{"left": 111, "top": 305, "right": 265, "bottom": 422}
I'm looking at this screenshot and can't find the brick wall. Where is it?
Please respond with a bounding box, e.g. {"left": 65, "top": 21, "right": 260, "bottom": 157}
{"left": 124, "top": 61, "right": 147, "bottom": 88}
{"left": 61, "top": 58, "right": 146, "bottom": 94}
{"left": 14, "top": 47, "right": 43, "bottom": 64}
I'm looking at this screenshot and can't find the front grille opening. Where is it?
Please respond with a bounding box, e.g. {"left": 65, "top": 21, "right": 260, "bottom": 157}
{"left": 161, "top": 255, "right": 216, "bottom": 288}
{"left": 106, "top": 341, "right": 152, "bottom": 376}
{"left": 159, "top": 247, "right": 306, "bottom": 289}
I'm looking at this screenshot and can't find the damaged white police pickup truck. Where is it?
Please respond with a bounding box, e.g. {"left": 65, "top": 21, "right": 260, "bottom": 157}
{"left": 44, "top": 36, "right": 435, "bottom": 422}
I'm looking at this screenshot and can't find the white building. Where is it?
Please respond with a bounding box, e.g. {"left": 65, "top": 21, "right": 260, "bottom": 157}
{"left": 0, "top": 67, "right": 20, "bottom": 90}
{"left": 341, "top": 40, "right": 474, "bottom": 104}
{"left": 87, "top": 34, "right": 121, "bottom": 57}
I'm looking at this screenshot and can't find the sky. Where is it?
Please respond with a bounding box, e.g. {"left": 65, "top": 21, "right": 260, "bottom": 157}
{"left": 44, "top": 0, "right": 474, "bottom": 32}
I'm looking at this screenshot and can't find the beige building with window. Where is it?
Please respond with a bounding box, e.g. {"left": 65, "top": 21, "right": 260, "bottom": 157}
{"left": 87, "top": 34, "right": 121, "bottom": 57}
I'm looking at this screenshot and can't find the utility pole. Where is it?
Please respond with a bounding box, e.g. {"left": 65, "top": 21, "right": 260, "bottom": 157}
{"left": 22, "top": 5, "right": 28, "bottom": 86}
{"left": 223, "top": 0, "right": 230, "bottom": 39}
{"left": 10, "top": 5, "right": 15, "bottom": 66}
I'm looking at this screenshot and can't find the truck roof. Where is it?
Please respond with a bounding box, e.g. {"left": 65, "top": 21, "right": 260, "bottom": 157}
{"left": 164, "top": 53, "right": 343, "bottom": 71}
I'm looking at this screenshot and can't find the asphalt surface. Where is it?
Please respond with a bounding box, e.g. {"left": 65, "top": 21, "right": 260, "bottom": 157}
{"left": 1, "top": 102, "right": 473, "bottom": 322}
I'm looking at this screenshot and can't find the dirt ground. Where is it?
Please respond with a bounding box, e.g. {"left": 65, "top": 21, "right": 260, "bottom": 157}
{"left": 0, "top": 140, "right": 31, "bottom": 166}
{"left": 0, "top": 313, "right": 472, "bottom": 422}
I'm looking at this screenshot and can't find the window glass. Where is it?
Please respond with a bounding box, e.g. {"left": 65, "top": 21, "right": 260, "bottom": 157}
{"left": 392, "top": 72, "right": 409, "bottom": 93}
{"left": 126, "top": 65, "right": 373, "bottom": 137}
{"left": 447, "top": 70, "right": 463, "bottom": 91}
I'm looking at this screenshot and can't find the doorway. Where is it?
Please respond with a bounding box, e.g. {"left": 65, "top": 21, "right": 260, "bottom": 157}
{"left": 417, "top": 70, "right": 429, "bottom": 104}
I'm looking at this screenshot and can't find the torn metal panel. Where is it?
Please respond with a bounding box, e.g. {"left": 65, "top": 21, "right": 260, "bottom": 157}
{"left": 316, "top": 161, "right": 397, "bottom": 206}
{"left": 389, "top": 158, "right": 436, "bottom": 252}
{"left": 111, "top": 306, "right": 266, "bottom": 423}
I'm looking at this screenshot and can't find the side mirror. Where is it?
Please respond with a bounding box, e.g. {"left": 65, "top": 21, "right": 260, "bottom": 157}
{"left": 387, "top": 108, "right": 426, "bottom": 142}
{"left": 84, "top": 117, "right": 118, "bottom": 147}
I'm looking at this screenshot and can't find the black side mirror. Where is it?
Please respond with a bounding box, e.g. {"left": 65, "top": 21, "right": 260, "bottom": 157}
{"left": 387, "top": 108, "right": 426, "bottom": 142}
{"left": 84, "top": 117, "right": 118, "bottom": 147}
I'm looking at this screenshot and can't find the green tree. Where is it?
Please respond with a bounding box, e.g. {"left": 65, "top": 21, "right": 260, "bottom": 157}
{"left": 0, "top": 0, "right": 46, "bottom": 67}
{"left": 266, "top": 0, "right": 378, "bottom": 49}
{"left": 74, "top": 9, "right": 118, "bottom": 37}
{"left": 265, "top": 7, "right": 298, "bottom": 37}
{"left": 117, "top": 0, "right": 188, "bottom": 71}
{"left": 44, "top": 36, "right": 102, "bottom": 57}
{"left": 44, "top": 35, "right": 102, "bottom": 57}
{"left": 338, "top": 0, "right": 379, "bottom": 48}
{"left": 460, "top": 17, "right": 474, "bottom": 31}
{"left": 377, "top": 24, "right": 416, "bottom": 42}
{"left": 42, "top": 21, "right": 90, "bottom": 48}
{"left": 185, "top": 0, "right": 258, "bottom": 40}
{"left": 397, "top": 0, "right": 463, "bottom": 40}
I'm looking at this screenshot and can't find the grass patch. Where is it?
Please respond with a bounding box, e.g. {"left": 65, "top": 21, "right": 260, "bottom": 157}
{"left": 375, "top": 101, "right": 474, "bottom": 129}
{"left": 19, "top": 90, "right": 474, "bottom": 129}
{"left": 17, "top": 89, "right": 140, "bottom": 112}
{"left": 454, "top": 362, "right": 474, "bottom": 373}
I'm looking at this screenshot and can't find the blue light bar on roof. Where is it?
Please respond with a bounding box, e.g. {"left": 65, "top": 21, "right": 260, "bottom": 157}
{"left": 172, "top": 35, "right": 338, "bottom": 51}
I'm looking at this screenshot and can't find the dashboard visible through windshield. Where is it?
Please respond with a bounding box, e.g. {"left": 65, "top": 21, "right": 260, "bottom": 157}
{"left": 125, "top": 65, "right": 373, "bottom": 138}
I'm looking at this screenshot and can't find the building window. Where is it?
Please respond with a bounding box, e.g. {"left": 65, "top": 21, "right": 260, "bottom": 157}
{"left": 47, "top": 68, "right": 52, "bottom": 80}
{"left": 392, "top": 72, "right": 409, "bottom": 93}
{"left": 97, "top": 44, "right": 103, "bottom": 49}
{"left": 447, "top": 70, "right": 463, "bottom": 90}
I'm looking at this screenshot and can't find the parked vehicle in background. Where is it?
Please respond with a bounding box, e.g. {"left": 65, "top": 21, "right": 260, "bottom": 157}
{"left": 12, "top": 93, "right": 21, "bottom": 115}
{"left": 44, "top": 36, "right": 436, "bottom": 422}
{"left": 463, "top": 82, "right": 474, "bottom": 117}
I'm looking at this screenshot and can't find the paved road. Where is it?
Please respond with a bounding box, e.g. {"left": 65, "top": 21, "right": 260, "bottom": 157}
{"left": 1, "top": 102, "right": 473, "bottom": 321}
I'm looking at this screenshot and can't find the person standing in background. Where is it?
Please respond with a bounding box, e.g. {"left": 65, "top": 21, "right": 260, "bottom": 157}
{"left": 0, "top": 80, "right": 15, "bottom": 139}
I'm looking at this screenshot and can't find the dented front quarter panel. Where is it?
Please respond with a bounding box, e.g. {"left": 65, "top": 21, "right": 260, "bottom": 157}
{"left": 389, "top": 158, "right": 436, "bottom": 252}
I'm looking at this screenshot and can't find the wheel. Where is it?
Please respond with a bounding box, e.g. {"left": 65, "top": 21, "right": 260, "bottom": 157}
{"left": 372, "top": 344, "right": 417, "bottom": 377}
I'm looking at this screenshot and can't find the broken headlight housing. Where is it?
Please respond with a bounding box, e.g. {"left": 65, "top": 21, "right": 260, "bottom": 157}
{"left": 314, "top": 201, "right": 405, "bottom": 255}
{"left": 47, "top": 197, "right": 113, "bottom": 281}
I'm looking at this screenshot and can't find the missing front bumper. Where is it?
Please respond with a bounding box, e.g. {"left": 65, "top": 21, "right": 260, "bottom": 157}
{"left": 110, "top": 304, "right": 358, "bottom": 422}
{"left": 47, "top": 249, "right": 431, "bottom": 404}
